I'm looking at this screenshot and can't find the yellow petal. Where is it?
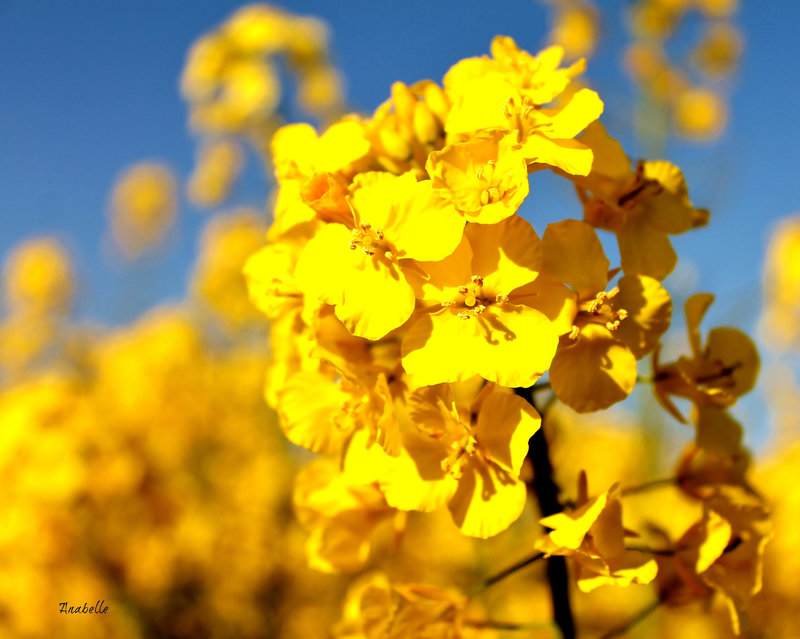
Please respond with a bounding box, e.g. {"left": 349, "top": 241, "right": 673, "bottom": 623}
{"left": 577, "top": 122, "right": 631, "bottom": 182}
{"left": 641, "top": 161, "right": 695, "bottom": 235}
{"left": 617, "top": 215, "right": 677, "bottom": 280}
{"left": 448, "top": 458, "right": 527, "bottom": 538}
{"left": 695, "top": 406, "right": 743, "bottom": 456}
{"left": 705, "top": 327, "right": 759, "bottom": 396}
{"left": 473, "top": 304, "right": 559, "bottom": 387}
{"left": 539, "top": 490, "right": 609, "bottom": 550}
{"left": 474, "top": 389, "right": 541, "bottom": 474}
{"left": 537, "top": 88, "right": 604, "bottom": 139}
{"left": 467, "top": 214, "right": 542, "bottom": 295}
{"left": 523, "top": 135, "right": 594, "bottom": 176}
{"left": 402, "top": 310, "right": 483, "bottom": 386}
{"left": 550, "top": 323, "right": 637, "bottom": 413}
{"left": 511, "top": 276, "right": 578, "bottom": 335}
{"left": 684, "top": 292, "right": 715, "bottom": 357}
{"left": 277, "top": 372, "right": 355, "bottom": 454}
{"left": 542, "top": 219, "right": 609, "bottom": 297}
{"left": 613, "top": 274, "right": 672, "bottom": 358}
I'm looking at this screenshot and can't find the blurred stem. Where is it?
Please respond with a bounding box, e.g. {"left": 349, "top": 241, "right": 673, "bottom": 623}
{"left": 621, "top": 476, "right": 677, "bottom": 496}
{"left": 516, "top": 385, "right": 575, "bottom": 639}
{"left": 599, "top": 599, "right": 661, "bottom": 639}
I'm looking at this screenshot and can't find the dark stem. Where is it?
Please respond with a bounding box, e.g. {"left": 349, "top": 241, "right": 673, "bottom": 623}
{"left": 516, "top": 386, "right": 576, "bottom": 639}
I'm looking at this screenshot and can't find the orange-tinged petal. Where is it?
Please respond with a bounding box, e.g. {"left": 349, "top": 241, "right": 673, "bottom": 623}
{"left": 550, "top": 323, "right": 637, "bottom": 412}
{"left": 542, "top": 219, "right": 609, "bottom": 297}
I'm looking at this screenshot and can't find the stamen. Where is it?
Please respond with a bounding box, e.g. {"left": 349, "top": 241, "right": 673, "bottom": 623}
{"left": 360, "top": 222, "right": 371, "bottom": 231}
{"left": 457, "top": 311, "right": 471, "bottom": 320}
{"left": 384, "top": 251, "right": 395, "bottom": 260}
{"left": 375, "top": 228, "right": 384, "bottom": 240}
{"left": 495, "top": 294, "right": 509, "bottom": 304}
{"left": 471, "top": 275, "right": 484, "bottom": 286}
{"left": 349, "top": 240, "right": 358, "bottom": 250}
{"left": 361, "top": 247, "right": 375, "bottom": 256}
{"left": 457, "top": 286, "right": 469, "bottom": 295}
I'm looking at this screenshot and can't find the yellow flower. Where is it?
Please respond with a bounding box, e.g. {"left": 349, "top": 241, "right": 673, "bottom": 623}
{"left": 108, "top": 162, "right": 177, "bottom": 259}
{"left": 761, "top": 215, "right": 800, "bottom": 348}
{"left": 334, "top": 572, "right": 470, "bottom": 639}
{"left": 426, "top": 130, "right": 529, "bottom": 224}
{"left": 653, "top": 293, "right": 759, "bottom": 422}
{"left": 574, "top": 123, "right": 708, "bottom": 279}
{"left": 294, "top": 460, "right": 398, "bottom": 574}
{"left": 268, "top": 120, "right": 371, "bottom": 239}
{"left": 666, "top": 485, "right": 771, "bottom": 635}
{"left": 674, "top": 87, "right": 727, "bottom": 141}
{"left": 549, "top": 6, "right": 599, "bottom": 60}
{"left": 2, "top": 237, "right": 74, "bottom": 317}
{"left": 691, "top": 23, "right": 742, "bottom": 79}
{"left": 444, "top": 37, "right": 602, "bottom": 176}
{"left": 190, "top": 209, "right": 268, "bottom": 328}
{"left": 295, "top": 172, "right": 465, "bottom": 340}
{"left": 541, "top": 220, "right": 672, "bottom": 412}
{"left": 187, "top": 139, "right": 243, "bottom": 207}
{"left": 401, "top": 215, "right": 558, "bottom": 388}
{"left": 349, "top": 382, "right": 540, "bottom": 538}
{"left": 536, "top": 475, "right": 658, "bottom": 592}
{"left": 367, "top": 80, "right": 449, "bottom": 175}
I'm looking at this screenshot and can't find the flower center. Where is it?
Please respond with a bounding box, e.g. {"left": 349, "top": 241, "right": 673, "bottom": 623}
{"left": 574, "top": 289, "right": 628, "bottom": 335}
{"left": 348, "top": 222, "right": 395, "bottom": 259}
{"left": 441, "top": 275, "right": 510, "bottom": 319}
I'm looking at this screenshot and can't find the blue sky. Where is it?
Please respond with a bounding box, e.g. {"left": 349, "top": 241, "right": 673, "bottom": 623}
{"left": 0, "top": 1, "right": 798, "bottom": 444}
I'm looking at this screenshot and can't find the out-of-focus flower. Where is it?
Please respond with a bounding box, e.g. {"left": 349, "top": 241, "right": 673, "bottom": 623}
{"left": 190, "top": 209, "right": 268, "bottom": 328}
{"left": 674, "top": 87, "right": 727, "bottom": 141}
{"left": 761, "top": 215, "right": 800, "bottom": 349}
{"left": 2, "top": 237, "right": 74, "bottom": 317}
{"left": 187, "top": 139, "right": 243, "bottom": 207}
{"left": 108, "top": 163, "right": 177, "bottom": 259}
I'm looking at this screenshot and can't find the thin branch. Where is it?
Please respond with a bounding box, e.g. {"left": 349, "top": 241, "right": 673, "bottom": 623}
{"left": 469, "top": 552, "right": 546, "bottom": 595}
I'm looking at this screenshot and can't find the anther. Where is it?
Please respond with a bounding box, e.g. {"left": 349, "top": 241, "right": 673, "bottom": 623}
{"left": 568, "top": 325, "right": 580, "bottom": 340}
{"left": 375, "top": 228, "right": 384, "bottom": 239}
{"left": 458, "top": 286, "right": 469, "bottom": 295}
{"left": 495, "top": 294, "right": 509, "bottom": 304}
{"left": 384, "top": 251, "right": 395, "bottom": 260}
{"left": 471, "top": 275, "right": 484, "bottom": 286}
{"left": 360, "top": 222, "right": 371, "bottom": 231}
{"left": 362, "top": 247, "right": 375, "bottom": 256}
{"left": 349, "top": 240, "right": 358, "bottom": 250}
{"left": 441, "top": 300, "right": 455, "bottom": 307}
{"left": 457, "top": 311, "right": 471, "bottom": 320}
